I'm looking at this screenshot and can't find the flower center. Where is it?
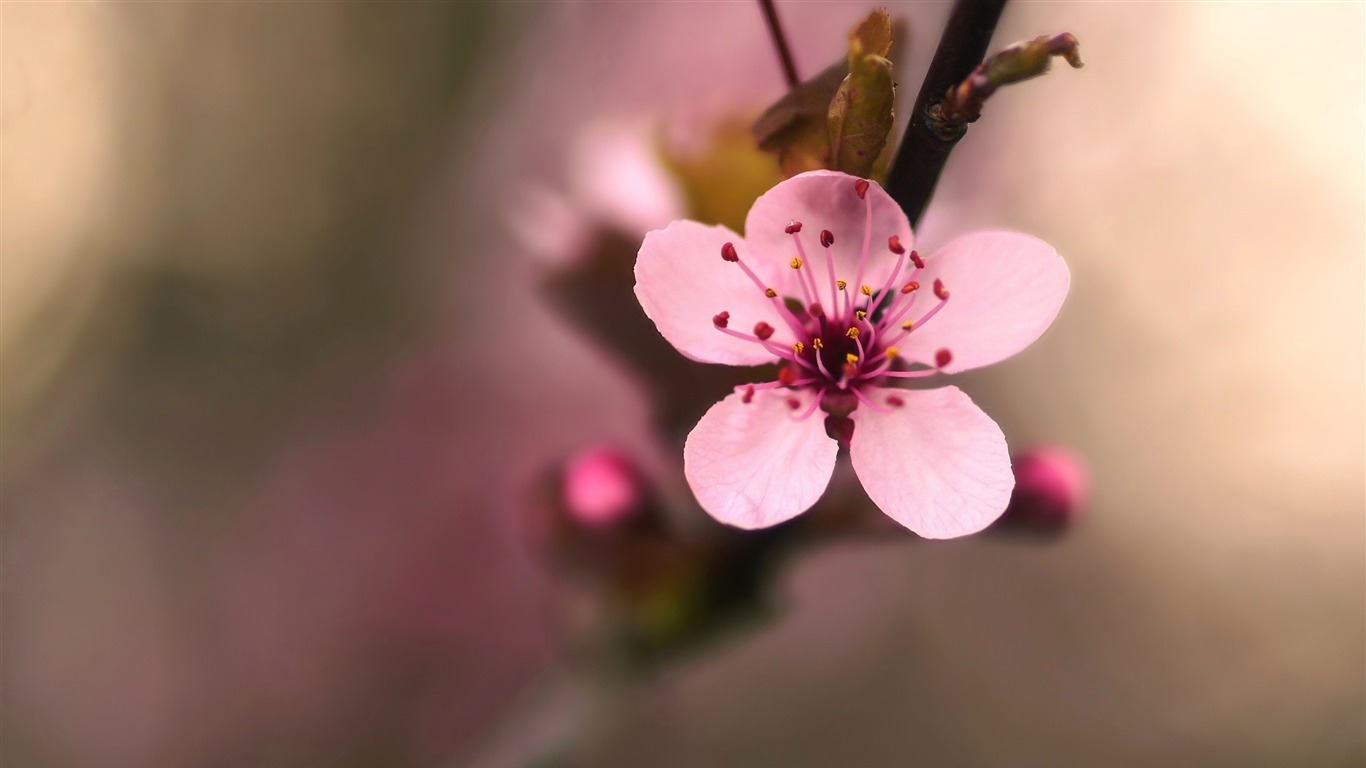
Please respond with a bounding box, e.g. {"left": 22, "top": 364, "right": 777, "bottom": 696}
{"left": 713, "top": 178, "right": 954, "bottom": 419}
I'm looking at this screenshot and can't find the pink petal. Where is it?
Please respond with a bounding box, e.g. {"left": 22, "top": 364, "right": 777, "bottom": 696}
{"left": 684, "top": 389, "right": 838, "bottom": 529}
{"left": 635, "top": 221, "right": 791, "bottom": 365}
{"left": 850, "top": 386, "right": 1013, "bottom": 538}
{"left": 900, "top": 231, "right": 1069, "bottom": 372}
{"left": 744, "top": 171, "right": 913, "bottom": 308}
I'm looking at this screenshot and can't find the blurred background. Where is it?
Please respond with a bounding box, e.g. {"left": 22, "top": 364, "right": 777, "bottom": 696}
{"left": 4, "top": 2, "right": 1362, "bottom": 767}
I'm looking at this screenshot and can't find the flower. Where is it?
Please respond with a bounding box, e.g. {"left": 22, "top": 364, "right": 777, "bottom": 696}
{"left": 634, "top": 171, "right": 1070, "bottom": 538}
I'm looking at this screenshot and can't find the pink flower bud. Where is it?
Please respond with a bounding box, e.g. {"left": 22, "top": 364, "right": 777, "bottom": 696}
{"left": 997, "top": 445, "right": 1090, "bottom": 532}
{"left": 561, "top": 446, "right": 644, "bottom": 527}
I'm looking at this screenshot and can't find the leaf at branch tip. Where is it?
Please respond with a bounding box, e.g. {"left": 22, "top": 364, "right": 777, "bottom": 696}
{"left": 753, "top": 61, "right": 848, "bottom": 178}
{"left": 828, "top": 9, "right": 896, "bottom": 178}
{"left": 940, "top": 33, "right": 1083, "bottom": 125}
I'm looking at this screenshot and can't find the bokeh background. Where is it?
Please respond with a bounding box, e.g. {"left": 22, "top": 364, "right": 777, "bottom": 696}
{"left": 4, "top": 2, "right": 1362, "bottom": 767}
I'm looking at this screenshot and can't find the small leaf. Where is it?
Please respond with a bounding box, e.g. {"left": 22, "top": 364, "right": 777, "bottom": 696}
{"left": 752, "top": 61, "right": 848, "bottom": 177}
{"left": 828, "top": 9, "right": 896, "bottom": 177}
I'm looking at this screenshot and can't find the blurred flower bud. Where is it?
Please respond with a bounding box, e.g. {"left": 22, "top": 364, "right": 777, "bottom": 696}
{"left": 562, "top": 445, "right": 646, "bottom": 528}
{"left": 995, "top": 444, "right": 1090, "bottom": 533}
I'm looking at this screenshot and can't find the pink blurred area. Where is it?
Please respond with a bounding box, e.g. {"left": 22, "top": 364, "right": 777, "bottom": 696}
{"left": 4, "top": 3, "right": 1363, "bottom": 768}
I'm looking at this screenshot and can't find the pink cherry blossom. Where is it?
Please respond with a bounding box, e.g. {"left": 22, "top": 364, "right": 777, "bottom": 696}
{"left": 634, "top": 171, "right": 1070, "bottom": 538}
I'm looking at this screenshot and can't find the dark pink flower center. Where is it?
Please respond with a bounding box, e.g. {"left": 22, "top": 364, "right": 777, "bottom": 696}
{"left": 713, "top": 178, "right": 955, "bottom": 422}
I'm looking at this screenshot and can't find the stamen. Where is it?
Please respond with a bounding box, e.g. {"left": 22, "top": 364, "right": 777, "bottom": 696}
{"left": 879, "top": 285, "right": 923, "bottom": 331}
{"left": 860, "top": 285, "right": 872, "bottom": 296}
{"left": 791, "top": 341, "right": 805, "bottom": 356}
{"left": 849, "top": 190, "right": 873, "bottom": 327}
{"left": 786, "top": 397, "right": 801, "bottom": 411}
{"left": 788, "top": 229, "right": 824, "bottom": 310}
{"left": 820, "top": 230, "right": 835, "bottom": 248}
{"left": 752, "top": 375, "right": 817, "bottom": 392}
{"left": 754, "top": 322, "right": 775, "bottom": 341}
{"left": 901, "top": 281, "right": 919, "bottom": 294}
{"left": 886, "top": 395, "right": 905, "bottom": 407}
{"left": 851, "top": 386, "right": 892, "bottom": 414}
{"left": 721, "top": 242, "right": 739, "bottom": 262}
{"left": 792, "top": 389, "right": 826, "bottom": 421}
{"left": 742, "top": 385, "right": 755, "bottom": 404}
{"left": 855, "top": 309, "right": 867, "bottom": 320}
{"left": 935, "top": 348, "right": 953, "bottom": 368}
{"left": 813, "top": 346, "right": 836, "bottom": 381}
{"left": 778, "top": 365, "right": 798, "bottom": 386}
{"left": 882, "top": 368, "right": 942, "bottom": 379}
{"left": 869, "top": 244, "right": 909, "bottom": 322}
{"left": 845, "top": 352, "right": 859, "bottom": 365}
{"left": 854, "top": 352, "right": 895, "bottom": 381}
{"left": 812, "top": 337, "right": 824, "bottom": 350}
{"left": 712, "top": 311, "right": 730, "bottom": 328}
{"left": 910, "top": 251, "right": 925, "bottom": 270}
{"left": 888, "top": 235, "right": 905, "bottom": 255}
{"left": 836, "top": 280, "right": 847, "bottom": 291}
{"left": 854, "top": 179, "right": 870, "bottom": 199}
{"left": 813, "top": 228, "right": 840, "bottom": 314}
{"left": 884, "top": 347, "right": 899, "bottom": 359}
{"left": 784, "top": 220, "right": 803, "bottom": 234}
{"left": 714, "top": 325, "right": 816, "bottom": 371}
{"left": 879, "top": 290, "right": 947, "bottom": 350}
{"left": 934, "top": 278, "right": 950, "bottom": 301}
{"left": 845, "top": 327, "right": 860, "bottom": 339}
{"left": 727, "top": 252, "right": 809, "bottom": 338}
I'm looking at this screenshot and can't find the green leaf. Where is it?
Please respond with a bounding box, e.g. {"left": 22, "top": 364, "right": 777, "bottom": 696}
{"left": 827, "top": 9, "right": 896, "bottom": 178}
{"left": 752, "top": 61, "right": 848, "bottom": 177}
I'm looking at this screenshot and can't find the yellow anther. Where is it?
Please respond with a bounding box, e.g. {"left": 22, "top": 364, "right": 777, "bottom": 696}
{"left": 836, "top": 280, "right": 847, "bottom": 290}
{"left": 855, "top": 309, "right": 867, "bottom": 320}
{"left": 884, "top": 347, "right": 900, "bottom": 359}
{"left": 860, "top": 285, "right": 872, "bottom": 296}
{"left": 846, "top": 353, "right": 859, "bottom": 365}
{"left": 765, "top": 288, "right": 777, "bottom": 298}
{"left": 812, "top": 337, "right": 824, "bottom": 350}
{"left": 790, "top": 257, "right": 804, "bottom": 269}
{"left": 901, "top": 320, "right": 913, "bottom": 331}
{"left": 792, "top": 341, "right": 805, "bottom": 355}
{"left": 845, "top": 327, "right": 860, "bottom": 339}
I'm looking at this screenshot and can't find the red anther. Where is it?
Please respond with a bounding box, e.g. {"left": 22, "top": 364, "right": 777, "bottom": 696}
{"left": 900, "top": 281, "right": 920, "bottom": 294}
{"left": 741, "top": 385, "right": 756, "bottom": 404}
{"left": 785, "top": 220, "right": 803, "bottom": 234}
{"left": 888, "top": 235, "right": 905, "bottom": 255}
{"left": 843, "top": 361, "right": 860, "bottom": 378}
{"left": 753, "top": 322, "right": 775, "bottom": 341}
{"left": 778, "top": 365, "right": 797, "bottom": 386}
{"left": 721, "top": 242, "right": 739, "bottom": 262}
{"left": 808, "top": 302, "right": 824, "bottom": 317}
{"left": 910, "top": 251, "right": 925, "bottom": 269}
{"left": 886, "top": 395, "right": 905, "bottom": 407}
{"left": 786, "top": 397, "right": 801, "bottom": 411}
{"left": 854, "top": 179, "right": 870, "bottom": 199}
{"left": 820, "top": 229, "right": 835, "bottom": 248}
{"left": 712, "top": 311, "right": 730, "bottom": 328}
{"left": 935, "top": 348, "right": 953, "bottom": 368}
{"left": 933, "top": 278, "right": 950, "bottom": 301}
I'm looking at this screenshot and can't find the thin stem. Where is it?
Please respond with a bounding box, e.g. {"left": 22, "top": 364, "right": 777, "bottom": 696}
{"left": 884, "top": 0, "right": 1008, "bottom": 227}
{"left": 758, "top": 0, "right": 800, "bottom": 89}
